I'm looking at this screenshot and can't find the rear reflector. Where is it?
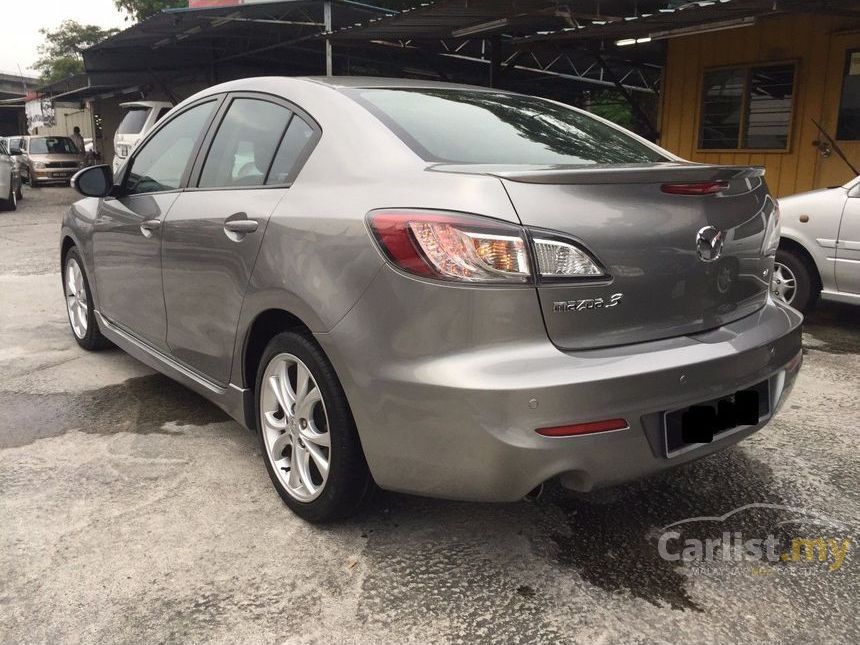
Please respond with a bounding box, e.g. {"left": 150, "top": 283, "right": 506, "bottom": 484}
{"left": 536, "top": 418, "right": 629, "bottom": 437}
{"left": 661, "top": 181, "right": 728, "bottom": 195}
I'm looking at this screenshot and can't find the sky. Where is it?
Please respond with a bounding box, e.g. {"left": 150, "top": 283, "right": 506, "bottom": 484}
{"left": 0, "top": 0, "right": 131, "bottom": 78}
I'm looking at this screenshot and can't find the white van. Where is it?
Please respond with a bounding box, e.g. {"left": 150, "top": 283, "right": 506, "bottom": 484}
{"left": 112, "top": 101, "right": 173, "bottom": 174}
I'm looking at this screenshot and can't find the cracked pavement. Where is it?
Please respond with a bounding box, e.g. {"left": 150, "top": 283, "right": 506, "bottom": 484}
{"left": 1, "top": 187, "right": 858, "bottom": 643}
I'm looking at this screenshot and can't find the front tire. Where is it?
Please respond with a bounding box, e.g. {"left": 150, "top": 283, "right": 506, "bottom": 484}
{"left": 773, "top": 248, "right": 818, "bottom": 313}
{"left": 63, "top": 248, "right": 110, "bottom": 350}
{"left": 255, "top": 331, "right": 372, "bottom": 522}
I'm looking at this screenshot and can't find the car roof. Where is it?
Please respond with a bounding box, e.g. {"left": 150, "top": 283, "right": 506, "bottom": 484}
{"left": 120, "top": 100, "right": 173, "bottom": 109}
{"left": 301, "top": 76, "right": 495, "bottom": 91}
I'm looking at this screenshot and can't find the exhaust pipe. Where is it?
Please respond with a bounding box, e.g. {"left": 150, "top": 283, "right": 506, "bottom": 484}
{"left": 523, "top": 483, "right": 544, "bottom": 502}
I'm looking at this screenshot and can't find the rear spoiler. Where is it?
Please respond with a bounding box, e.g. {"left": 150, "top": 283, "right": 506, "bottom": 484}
{"left": 429, "top": 163, "right": 765, "bottom": 185}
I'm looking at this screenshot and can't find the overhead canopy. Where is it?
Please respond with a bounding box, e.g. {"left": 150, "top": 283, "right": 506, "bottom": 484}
{"left": 329, "top": 0, "right": 573, "bottom": 41}
{"left": 330, "top": 0, "right": 860, "bottom": 46}
{"left": 514, "top": 0, "right": 860, "bottom": 46}
{"left": 62, "top": 0, "right": 860, "bottom": 138}
{"left": 83, "top": 0, "right": 393, "bottom": 79}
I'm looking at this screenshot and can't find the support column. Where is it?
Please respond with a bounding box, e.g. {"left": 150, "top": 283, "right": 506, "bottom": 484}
{"left": 324, "top": 0, "right": 333, "bottom": 76}
{"left": 488, "top": 36, "right": 502, "bottom": 88}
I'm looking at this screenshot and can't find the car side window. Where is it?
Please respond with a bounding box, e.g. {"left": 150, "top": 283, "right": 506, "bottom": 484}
{"left": 266, "top": 115, "right": 315, "bottom": 185}
{"left": 125, "top": 101, "right": 216, "bottom": 195}
{"left": 199, "top": 98, "right": 291, "bottom": 188}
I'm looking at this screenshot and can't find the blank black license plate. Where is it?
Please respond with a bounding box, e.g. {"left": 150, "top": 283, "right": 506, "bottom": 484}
{"left": 664, "top": 380, "right": 769, "bottom": 454}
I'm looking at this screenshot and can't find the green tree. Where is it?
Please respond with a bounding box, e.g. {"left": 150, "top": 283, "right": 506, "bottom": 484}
{"left": 114, "top": 0, "right": 186, "bottom": 22}
{"left": 34, "top": 21, "right": 120, "bottom": 83}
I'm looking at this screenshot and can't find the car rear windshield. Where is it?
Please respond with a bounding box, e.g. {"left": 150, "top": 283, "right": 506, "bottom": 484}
{"left": 28, "top": 137, "right": 78, "bottom": 154}
{"left": 117, "top": 107, "right": 149, "bottom": 135}
{"left": 346, "top": 88, "right": 666, "bottom": 165}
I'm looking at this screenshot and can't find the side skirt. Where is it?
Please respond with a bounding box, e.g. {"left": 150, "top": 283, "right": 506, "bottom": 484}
{"left": 96, "top": 311, "right": 253, "bottom": 429}
{"left": 820, "top": 289, "right": 860, "bottom": 305}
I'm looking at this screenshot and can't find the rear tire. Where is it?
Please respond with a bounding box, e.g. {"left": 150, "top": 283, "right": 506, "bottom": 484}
{"left": 773, "top": 247, "right": 818, "bottom": 313}
{"left": 255, "top": 331, "right": 372, "bottom": 522}
{"left": 63, "top": 247, "right": 111, "bottom": 350}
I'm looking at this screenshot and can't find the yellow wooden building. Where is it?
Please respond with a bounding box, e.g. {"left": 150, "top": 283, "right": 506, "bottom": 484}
{"left": 659, "top": 12, "right": 860, "bottom": 197}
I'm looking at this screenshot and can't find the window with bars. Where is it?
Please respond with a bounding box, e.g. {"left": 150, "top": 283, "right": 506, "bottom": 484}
{"left": 698, "top": 63, "right": 796, "bottom": 151}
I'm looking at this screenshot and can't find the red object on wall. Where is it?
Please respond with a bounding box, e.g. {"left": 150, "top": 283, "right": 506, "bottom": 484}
{"left": 189, "top": 0, "right": 243, "bottom": 7}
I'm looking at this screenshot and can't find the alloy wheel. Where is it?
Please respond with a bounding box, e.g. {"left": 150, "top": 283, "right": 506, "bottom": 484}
{"left": 771, "top": 261, "right": 797, "bottom": 305}
{"left": 65, "top": 257, "right": 89, "bottom": 339}
{"left": 260, "top": 353, "right": 331, "bottom": 502}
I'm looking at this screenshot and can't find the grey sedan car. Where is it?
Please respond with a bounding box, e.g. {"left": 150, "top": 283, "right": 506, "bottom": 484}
{"left": 63, "top": 77, "right": 802, "bottom": 522}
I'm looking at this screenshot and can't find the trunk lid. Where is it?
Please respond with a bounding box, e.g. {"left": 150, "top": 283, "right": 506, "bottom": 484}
{"left": 483, "top": 163, "right": 773, "bottom": 349}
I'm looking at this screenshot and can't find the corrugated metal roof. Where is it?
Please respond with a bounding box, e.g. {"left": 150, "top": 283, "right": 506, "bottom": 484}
{"left": 515, "top": 0, "right": 859, "bottom": 46}
{"left": 328, "top": 0, "right": 859, "bottom": 45}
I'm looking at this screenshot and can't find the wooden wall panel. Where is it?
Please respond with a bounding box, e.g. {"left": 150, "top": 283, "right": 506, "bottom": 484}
{"left": 658, "top": 13, "right": 858, "bottom": 197}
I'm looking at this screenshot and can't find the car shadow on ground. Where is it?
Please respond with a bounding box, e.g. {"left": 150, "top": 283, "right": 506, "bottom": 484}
{"left": 802, "top": 301, "right": 860, "bottom": 355}
{"left": 353, "top": 447, "right": 801, "bottom": 613}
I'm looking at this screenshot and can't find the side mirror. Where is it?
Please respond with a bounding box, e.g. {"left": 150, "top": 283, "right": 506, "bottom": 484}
{"left": 72, "top": 164, "right": 113, "bottom": 198}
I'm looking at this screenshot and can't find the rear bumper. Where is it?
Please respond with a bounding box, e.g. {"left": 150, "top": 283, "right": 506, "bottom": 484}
{"left": 317, "top": 268, "right": 803, "bottom": 502}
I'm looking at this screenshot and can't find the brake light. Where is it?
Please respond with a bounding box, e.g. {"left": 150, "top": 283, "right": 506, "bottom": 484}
{"left": 368, "top": 210, "right": 530, "bottom": 283}
{"left": 661, "top": 181, "right": 728, "bottom": 195}
{"left": 536, "top": 418, "right": 629, "bottom": 437}
{"left": 762, "top": 197, "right": 781, "bottom": 256}
{"left": 368, "top": 210, "right": 607, "bottom": 284}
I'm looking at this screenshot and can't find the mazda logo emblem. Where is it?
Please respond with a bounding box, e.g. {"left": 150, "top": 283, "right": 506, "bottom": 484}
{"left": 696, "top": 226, "right": 724, "bottom": 262}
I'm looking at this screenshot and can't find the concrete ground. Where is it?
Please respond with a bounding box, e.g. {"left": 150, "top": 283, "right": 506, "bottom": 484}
{"left": 1, "top": 186, "right": 858, "bottom": 644}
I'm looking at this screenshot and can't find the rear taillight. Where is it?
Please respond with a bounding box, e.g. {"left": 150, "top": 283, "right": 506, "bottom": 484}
{"left": 763, "top": 197, "right": 781, "bottom": 256}
{"left": 531, "top": 237, "right": 605, "bottom": 279}
{"left": 661, "top": 181, "right": 728, "bottom": 195}
{"left": 368, "top": 210, "right": 607, "bottom": 284}
{"left": 368, "top": 210, "right": 530, "bottom": 283}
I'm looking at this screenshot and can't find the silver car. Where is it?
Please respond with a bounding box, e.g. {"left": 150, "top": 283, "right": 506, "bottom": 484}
{"left": 0, "top": 138, "right": 22, "bottom": 210}
{"left": 773, "top": 177, "right": 860, "bottom": 312}
{"left": 62, "top": 77, "right": 802, "bottom": 522}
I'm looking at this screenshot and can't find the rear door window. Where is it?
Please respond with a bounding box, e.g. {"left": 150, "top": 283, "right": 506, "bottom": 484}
{"left": 265, "top": 115, "right": 315, "bottom": 185}
{"left": 346, "top": 88, "right": 666, "bottom": 165}
{"left": 198, "top": 98, "right": 292, "bottom": 188}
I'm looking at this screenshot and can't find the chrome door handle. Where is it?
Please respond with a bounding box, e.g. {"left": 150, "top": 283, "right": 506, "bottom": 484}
{"left": 223, "top": 215, "right": 259, "bottom": 241}
{"left": 140, "top": 219, "right": 161, "bottom": 238}
{"left": 224, "top": 220, "right": 258, "bottom": 233}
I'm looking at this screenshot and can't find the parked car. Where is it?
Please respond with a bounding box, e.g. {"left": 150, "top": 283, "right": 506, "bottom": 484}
{"left": 0, "top": 138, "right": 22, "bottom": 210}
{"left": 18, "top": 136, "right": 85, "bottom": 187}
{"left": 774, "top": 177, "right": 860, "bottom": 311}
{"left": 3, "top": 136, "right": 27, "bottom": 183}
{"left": 63, "top": 77, "right": 802, "bottom": 522}
{"left": 112, "top": 100, "right": 173, "bottom": 174}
